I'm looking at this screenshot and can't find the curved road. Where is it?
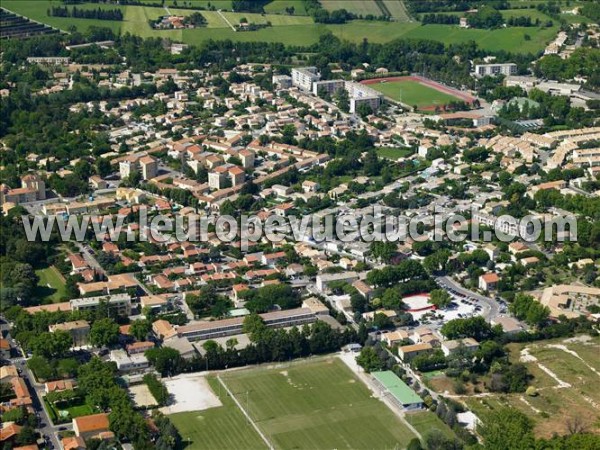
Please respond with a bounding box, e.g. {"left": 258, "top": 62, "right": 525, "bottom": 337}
{"left": 434, "top": 275, "right": 500, "bottom": 321}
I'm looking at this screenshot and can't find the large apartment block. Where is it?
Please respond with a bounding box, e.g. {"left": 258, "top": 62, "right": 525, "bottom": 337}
{"left": 345, "top": 81, "right": 384, "bottom": 114}
{"left": 473, "top": 63, "right": 517, "bottom": 77}
{"left": 312, "top": 79, "right": 345, "bottom": 97}
{"left": 291, "top": 67, "right": 321, "bottom": 91}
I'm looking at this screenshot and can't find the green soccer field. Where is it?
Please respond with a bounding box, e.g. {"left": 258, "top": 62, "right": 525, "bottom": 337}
{"left": 220, "top": 357, "right": 417, "bottom": 449}
{"left": 370, "top": 80, "right": 461, "bottom": 109}
{"left": 169, "top": 377, "right": 267, "bottom": 450}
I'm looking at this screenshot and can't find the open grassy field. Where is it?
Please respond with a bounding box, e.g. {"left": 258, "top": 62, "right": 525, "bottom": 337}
{"left": 405, "top": 411, "right": 457, "bottom": 441}
{"left": 462, "top": 335, "right": 600, "bottom": 439}
{"left": 220, "top": 357, "right": 417, "bottom": 449}
{"left": 370, "top": 79, "right": 461, "bottom": 108}
{"left": 35, "top": 266, "right": 67, "bottom": 303}
{"left": 169, "top": 377, "right": 267, "bottom": 450}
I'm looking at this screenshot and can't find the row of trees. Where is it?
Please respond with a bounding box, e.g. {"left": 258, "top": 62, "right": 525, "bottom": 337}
{"left": 48, "top": 6, "right": 124, "bottom": 20}
{"left": 143, "top": 374, "right": 169, "bottom": 406}
{"left": 142, "top": 316, "right": 356, "bottom": 377}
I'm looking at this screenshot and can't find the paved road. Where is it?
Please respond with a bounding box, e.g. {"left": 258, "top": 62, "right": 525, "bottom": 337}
{"left": 435, "top": 275, "right": 500, "bottom": 321}
{"left": 14, "top": 356, "right": 70, "bottom": 450}
{"left": 75, "top": 242, "right": 107, "bottom": 277}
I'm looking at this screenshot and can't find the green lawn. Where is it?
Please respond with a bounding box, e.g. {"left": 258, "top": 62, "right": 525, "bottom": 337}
{"left": 169, "top": 377, "right": 267, "bottom": 450}
{"left": 35, "top": 266, "right": 67, "bottom": 303}
{"left": 44, "top": 397, "right": 95, "bottom": 424}
{"left": 377, "top": 147, "right": 413, "bottom": 160}
{"left": 405, "top": 411, "right": 457, "bottom": 441}
{"left": 220, "top": 357, "right": 417, "bottom": 450}
{"left": 370, "top": 80, "right": 460, "bottom": 108}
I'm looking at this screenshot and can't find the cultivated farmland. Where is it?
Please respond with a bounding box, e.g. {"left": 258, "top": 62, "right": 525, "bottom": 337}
{"left": 2, "top": 1, "right": 559, "bottom": 52}
{"left": 321, "top": 1, "right": 383, "bottom": 17}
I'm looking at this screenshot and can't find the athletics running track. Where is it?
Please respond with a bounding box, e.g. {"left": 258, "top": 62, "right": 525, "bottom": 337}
{"left": 361, "top": 75, "right": 476, "bottom": 111}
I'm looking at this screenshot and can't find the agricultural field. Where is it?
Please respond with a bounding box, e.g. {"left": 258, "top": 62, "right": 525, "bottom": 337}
{"left": 321, "top": 0, "right": 383, "bottom": 17}
{"left": 381, "top": 0, "right": 413, "bottom": 22}
{"left": 3, "top": 1, "right": 559, "bottom": 52}
{"left": 221, "top": 12, "right": 314, "bottom": 26}
{"left": 264, "top": 0, "right": 310, "bottom": 16}
{"left": 34, "top": 265, "right": 67, "bottom": 303}
{"left": 398, "top": 23, "right": 558, "bottom": 53}
{"left": 368, "top": 79, "right": 462, "bottom": 110}
{"left": 1, "top": 0, "right": 127, "bottom": 33}
{"left": 169, "top": 377, "right": 267, "bottom": 450}
{"left": 462, "top": 335, "right": 600, "bottom": 439}
{"left": 136, "top": 0, "right": 232, "bottom": 8}
{"left": 219, "top": 357, "right": 417, "bottom": 449}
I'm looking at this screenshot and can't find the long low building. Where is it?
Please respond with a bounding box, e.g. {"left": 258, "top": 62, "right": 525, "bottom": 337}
{"left": 371, "top": 371, "right": 423, "bottom": 410}
{"left": 176, "top": 307, "right": 316, "bottom": 341}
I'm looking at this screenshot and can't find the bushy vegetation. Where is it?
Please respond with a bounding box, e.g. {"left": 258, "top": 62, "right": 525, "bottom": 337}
{"left": 143, "top": 374, "right": 169, "bottom": 406}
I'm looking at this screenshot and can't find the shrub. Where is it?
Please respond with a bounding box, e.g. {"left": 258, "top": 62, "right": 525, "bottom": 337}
{"left": 143, "top": 374, "right": 169, "bottom": 406}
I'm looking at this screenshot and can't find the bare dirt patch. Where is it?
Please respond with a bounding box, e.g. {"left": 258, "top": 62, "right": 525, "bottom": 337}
{"left": 159, "top": 372, "right": 222, "bottom": 414}
{"left": 128, "top": 384, "right": 158, "bottom": 408}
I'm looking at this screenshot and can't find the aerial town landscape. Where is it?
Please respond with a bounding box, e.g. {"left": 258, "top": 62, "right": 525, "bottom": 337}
{"left": 0, "top": 1, "right": 599, "bottom": 449}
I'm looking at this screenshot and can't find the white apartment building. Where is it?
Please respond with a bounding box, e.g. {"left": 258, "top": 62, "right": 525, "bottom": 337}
{"left": 473, "top": 63, "right": 517, "bottom": 77}
{"left": 291, "top": 67, "right": 320, "bottom": 91}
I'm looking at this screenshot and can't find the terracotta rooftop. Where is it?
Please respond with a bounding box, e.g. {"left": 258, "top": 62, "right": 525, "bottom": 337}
{"left": 73, "top": 413, "right": 110, "bottom": 434}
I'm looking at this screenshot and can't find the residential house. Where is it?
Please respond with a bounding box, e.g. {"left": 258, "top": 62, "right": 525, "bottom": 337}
{"left": 73, "top": 413, "right": 113, "bottom": 440}
{"left": 479, "top": 273, "right": 500, "bottom": 291}
{"left": 398, "top": 343, "right": 433, "bottom": 361}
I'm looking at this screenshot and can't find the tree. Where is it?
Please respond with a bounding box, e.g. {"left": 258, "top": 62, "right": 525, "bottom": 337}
{"left": 440, "top": 317, "right": 495, "bottom": 342}
{"left": 15, "top": 426, "right": 37, "bottom": 446}
{"left": 370, "top": 241, "right": 396, "bottom": 263}
{"left": 242, "top": 314, "right": 267, "bottom": 342}
{"left": 509, "top": 294, "right": 549, "bottom": 328}
{"left": 145, "top": 347, "right": 182, "bottom": 376}
{"left": 424, "top": 429, "right": 462, "bottom": 450}
{"left": 356, "top": 346, "right": 385, "bottom": 373}
{"left": 96, "top": 158, "right": 112, "bottom": 178}
{"left": 30, "top": 330, "right": 72, "bottom": 359}
{"left": 90, "top": 318, "right": 120, "bottom": 347}
{"left": 479, "top": 408, "right": 535, "bottom": 450}
{"left": 429, "top": 289, "right": 451, "bottom": 309}
{"left": 27, "top": 355, "right": 54, "bottom": 381}
{"left": 129, "top": 319, "right": 151, "bottom": 341}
